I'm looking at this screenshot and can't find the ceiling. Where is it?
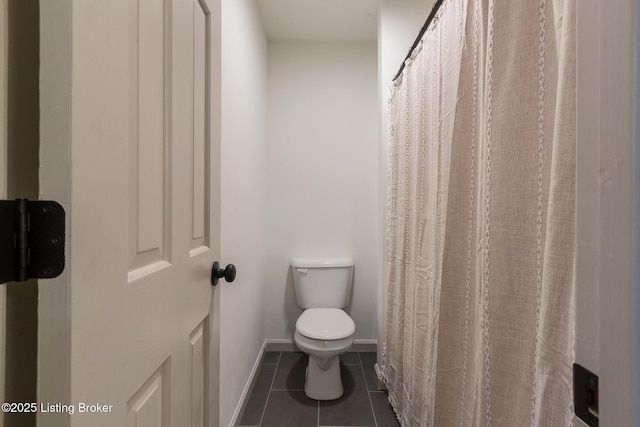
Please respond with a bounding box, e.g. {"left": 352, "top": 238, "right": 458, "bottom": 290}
{"left": 256, "top": 0, "right": 380, "bottom": 42}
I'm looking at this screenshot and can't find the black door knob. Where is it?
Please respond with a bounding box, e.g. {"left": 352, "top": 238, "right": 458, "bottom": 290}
{"left": 211, "top": 262, "right": 236, "bottom": 286}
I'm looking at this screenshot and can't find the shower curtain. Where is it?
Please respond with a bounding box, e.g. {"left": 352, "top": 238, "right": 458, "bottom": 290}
{"left": 382, "top": 0, "right": 576, "bottom": 426}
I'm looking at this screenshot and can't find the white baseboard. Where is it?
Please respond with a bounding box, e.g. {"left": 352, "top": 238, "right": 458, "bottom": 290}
{"left": 351, "top": 339, "right": 377, "bottom": 352}
{"left": 229, "top": 340, "right": 267, "bottom": 427}
{"left": 266, "top": 338, "right": 377, "bottom": 352}
{"left": 264, "top": 338, "right": 297, "bottom": 352}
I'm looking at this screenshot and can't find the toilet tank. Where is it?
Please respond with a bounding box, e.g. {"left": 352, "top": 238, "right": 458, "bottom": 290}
{"left": 291, "top": 257, "right": 354, "bottom": 309}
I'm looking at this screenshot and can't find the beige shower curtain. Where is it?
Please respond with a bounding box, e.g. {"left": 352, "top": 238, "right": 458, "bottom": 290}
{"left": 382, "top": 0, "right": 576, "bottom": 426}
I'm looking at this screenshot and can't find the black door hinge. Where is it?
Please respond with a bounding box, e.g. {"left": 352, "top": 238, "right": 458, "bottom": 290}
{"left": 0, "top": 199, "right": 65, "bottom": 284}
{"left": 574, "top": 363, "right": 599, "bottom": 426}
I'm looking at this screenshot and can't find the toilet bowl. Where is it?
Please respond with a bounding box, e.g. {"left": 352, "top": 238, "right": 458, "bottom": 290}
{"left": 294, "top": 308, "right": 355, "bottom": 400}
{"left": 291, "top": 257, "right": 356, "bottom": 400}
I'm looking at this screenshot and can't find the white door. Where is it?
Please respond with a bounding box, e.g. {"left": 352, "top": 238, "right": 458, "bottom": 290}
{"left": 38, "top": 0, "right": 222, "bottom": 426}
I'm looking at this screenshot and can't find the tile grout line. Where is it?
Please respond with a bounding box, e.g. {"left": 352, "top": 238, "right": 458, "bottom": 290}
{"left": 257, "top": 352, "right": 282, "bottom": 427}
{"left": 358, "top": 352, "right": 379, "bottom": 427}
{"left": 254, "top": 352, "right": 387, "bottom": 427}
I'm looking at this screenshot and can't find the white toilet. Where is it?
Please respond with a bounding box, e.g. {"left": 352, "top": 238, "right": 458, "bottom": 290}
{"left": 291, "top": 257, "right": 356, "bottom": 400}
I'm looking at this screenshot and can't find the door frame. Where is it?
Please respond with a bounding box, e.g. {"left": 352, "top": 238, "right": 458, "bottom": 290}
{"left": 38, "top": 1, "right": 72, "bottom": 423}
{"left": 575, "top": 0, "right": 638, "bottom": 425}
{"left": 0, "top": 1, "right": 7, "bottom": 423}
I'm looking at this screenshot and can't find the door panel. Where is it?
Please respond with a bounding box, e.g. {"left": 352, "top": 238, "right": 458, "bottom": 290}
{"left": 128, "top": 0, "right": 170, "bottom": 277}
{"left": 192, "top": 0, "right": 209, "bottom": 252}
{"left": 38, "top": 0, "right": 221, "bottom": 426}
{"left": 127, "top": 360, "right": 170, "bottom": 427}
{"left": 189, "top": 319, "right": 207, "bottom": 427}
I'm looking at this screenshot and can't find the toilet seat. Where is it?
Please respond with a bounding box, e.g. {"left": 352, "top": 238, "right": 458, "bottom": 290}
{"left": 296, "top": 308, "right": 355, "bottom": 340}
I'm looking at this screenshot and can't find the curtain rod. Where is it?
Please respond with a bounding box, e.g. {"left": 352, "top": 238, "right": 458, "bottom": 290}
{"left": 392, "top": 0, "right": 445, "bottom": 82}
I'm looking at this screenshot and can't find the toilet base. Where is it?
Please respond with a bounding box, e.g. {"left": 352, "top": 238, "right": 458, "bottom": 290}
{"left": 293, "top": 331, "right": 354, "bottom": 401}
{"left": 304, "top": 355, "right": 343, "bottom": 400}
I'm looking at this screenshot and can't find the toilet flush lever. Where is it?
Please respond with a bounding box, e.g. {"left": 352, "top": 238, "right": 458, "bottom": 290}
{"left": 211, "top": 261, "right": 236, "bottom": 286}
{"left": 296, "top": 268, "right": 308, "bottom": 274}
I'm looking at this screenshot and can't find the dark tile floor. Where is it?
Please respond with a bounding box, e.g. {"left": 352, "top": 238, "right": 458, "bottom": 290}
{"left": 238, "top": 351, "right": 401, "bottom": 427}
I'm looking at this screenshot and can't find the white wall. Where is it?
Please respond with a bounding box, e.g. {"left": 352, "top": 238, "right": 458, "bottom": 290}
{"left": 220, "top": 1, "right": 267, "bottom": 426}
{"left": 377, "top": 0, "right": 434, "bottom": 365}
{"left": 265, "top": 42, "right": 379, "bottom": 343}
{"left": 575, "top": 1, "right": 636, "bottom": 425}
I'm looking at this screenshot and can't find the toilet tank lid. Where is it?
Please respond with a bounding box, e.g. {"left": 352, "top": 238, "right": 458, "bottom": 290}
{"left": 291, "top": 257, "right": 354, "bottom": 268}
